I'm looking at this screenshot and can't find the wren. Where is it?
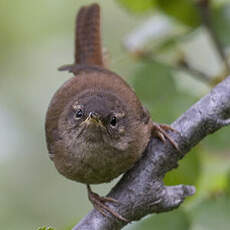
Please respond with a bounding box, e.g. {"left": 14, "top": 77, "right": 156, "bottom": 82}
{"left": 45, "top": 3, "right": 179, "bottom": 222}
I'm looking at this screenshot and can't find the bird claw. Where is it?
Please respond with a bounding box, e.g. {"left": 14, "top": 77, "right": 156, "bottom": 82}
{"left": 152, "top": 122, "right": 181, "bottom": 153}
{"left": 87, "top": 185, "right": 129, "bottom": 222}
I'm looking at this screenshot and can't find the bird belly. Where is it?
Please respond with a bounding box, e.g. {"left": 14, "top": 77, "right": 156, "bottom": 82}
{"left": 53, "top": 139, "right": 140, "bottom": 184}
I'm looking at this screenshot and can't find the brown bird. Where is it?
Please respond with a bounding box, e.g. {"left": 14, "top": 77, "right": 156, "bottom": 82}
{"left": 45, "top": 3, "right": 179, "bottom": 222}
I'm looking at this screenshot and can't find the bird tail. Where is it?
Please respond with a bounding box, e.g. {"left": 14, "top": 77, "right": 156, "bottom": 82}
{"left": 59, "top": 4, "right": 104, "bottom": 73}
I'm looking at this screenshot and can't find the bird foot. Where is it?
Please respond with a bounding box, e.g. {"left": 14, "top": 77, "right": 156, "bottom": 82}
{"left": 87, "top": 185, "right": 129, "bottom": 222}
{"left": 151, "top": 122, "right": 181, "bottom": 152}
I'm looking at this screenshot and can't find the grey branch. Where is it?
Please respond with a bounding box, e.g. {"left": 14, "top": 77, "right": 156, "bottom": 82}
{"left": 73, "top": 76, "right": 230, "bottom": 230}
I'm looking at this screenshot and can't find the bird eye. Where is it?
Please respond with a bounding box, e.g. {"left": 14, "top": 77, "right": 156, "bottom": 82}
{"left": 110, "top": 116, "right": 117, "bottom": 127}
{"left": 75, "top": 109, "right": 83, "bottom": 119}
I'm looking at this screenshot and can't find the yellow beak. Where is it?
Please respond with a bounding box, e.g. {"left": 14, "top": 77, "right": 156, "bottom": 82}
{"left": 82, "top": 112, "right": 104, "bottom": 128}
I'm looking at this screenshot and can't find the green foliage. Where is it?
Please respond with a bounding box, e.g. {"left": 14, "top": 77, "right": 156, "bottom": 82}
{"left": 156, "top": 0, "right": 201, "bottom": 27}
{"left": 117, "top": 0, "right": 200, "bottom": 27}
{"left": 130, "top": 210, "right": 190, "bottom": 230}
{"left": 203, "top": 127, "right": 230, "bottom": 150}
{"left": 38, "top": 227, "right": 54, "bottom": 230}
{"left": 131, "top": 61, "right": 176, "bottom": 104}
{"left": 189, "top": 195, "right": 230, "bottom": 230}
{"left": 213, "top": 5, "right": 230, "bottom": 46}
{"left": 116, "top": 0, "right": 156, "bottom": 13}
{"left": 130, "top": 61, "right": 196, "bottom": 123}
{"left": 131, "top": 61, "right": 177, "bottom": 123}
{"left": 226, "top": 171, "right": 230, "bottom": 195}
{"left": 199, "top": 152, "right": 230, "bottom": 193}
{"left": 164, "top": 147, "right": 201, "bottom": 186}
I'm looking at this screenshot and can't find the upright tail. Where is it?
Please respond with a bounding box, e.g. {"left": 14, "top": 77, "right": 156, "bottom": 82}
{"left": 75, "top": 4, "right": 103, "bottom": 66}
{"left": 59, "top": 4, "right": 104, "bottom": 73}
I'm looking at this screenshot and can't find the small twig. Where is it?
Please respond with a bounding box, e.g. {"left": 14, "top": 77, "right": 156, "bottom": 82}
{"left": 177, "top": 56, "right": 212, "bottom": 83}
{"left": 131, "top": 50, "right": 230, "bottom": 86}
{"left": 134, "top": 51, "right": 212, "bottom": 84}
{"left": 195, "top": 0, "right": 230, "bottom": 73}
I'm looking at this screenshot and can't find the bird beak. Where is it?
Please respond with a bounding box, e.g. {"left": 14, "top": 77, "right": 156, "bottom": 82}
{"left": 82, "top": 112, "right": 104, "bottom": 128}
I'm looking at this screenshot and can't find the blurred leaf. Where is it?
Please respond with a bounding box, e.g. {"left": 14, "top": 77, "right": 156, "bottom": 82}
{"left": 38, "top": 227, "right": 54, "bottom": 230}
{"left": 62, "top": 223, "right": 76, "bottom": 230}
{"left": 131, "top": 61, "right": 176, "bottom": 123}
{"left": 131, "top": 61, "right": 176, "bottom": 104}
{"left": 213, "top": 4, "right": 230, "bottom": 46}
{"left": 0, "top": 0, "right": 75, "bottom": 50}
{"left": 164, "top": 147, "right": 201, "bottom": 186}
{"left": 203, "top": 127, "right": 230, "bottom": 150}
{"left": 156, "top": 0, "right": 201, "bottom": 27}
{"left": 130, "top": 210, "right": 190, "bottom": 230}
{"left": 226, "top": 171, "right": 230, "bottom": 195}
{"left": 189, "top": 195, "right": 230, "bottom": 230}
{"left": 196, "top": 152, "right": 230, "bottom": 198}
{"left": 154, "top": 34, "right": 184, "bottom": 53}
{"left": 116, "top": 0, "right": 157, "bottom": 13}
{"left": 116, "top": 0, "right": 201, "bottom": 27}
{"left": 130, "top": 61, "right": 196, "bottom": 123}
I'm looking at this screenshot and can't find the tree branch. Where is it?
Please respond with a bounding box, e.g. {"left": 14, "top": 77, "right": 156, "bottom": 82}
{"left": 72, "top": 76, "right": 230, "bottom": 230}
